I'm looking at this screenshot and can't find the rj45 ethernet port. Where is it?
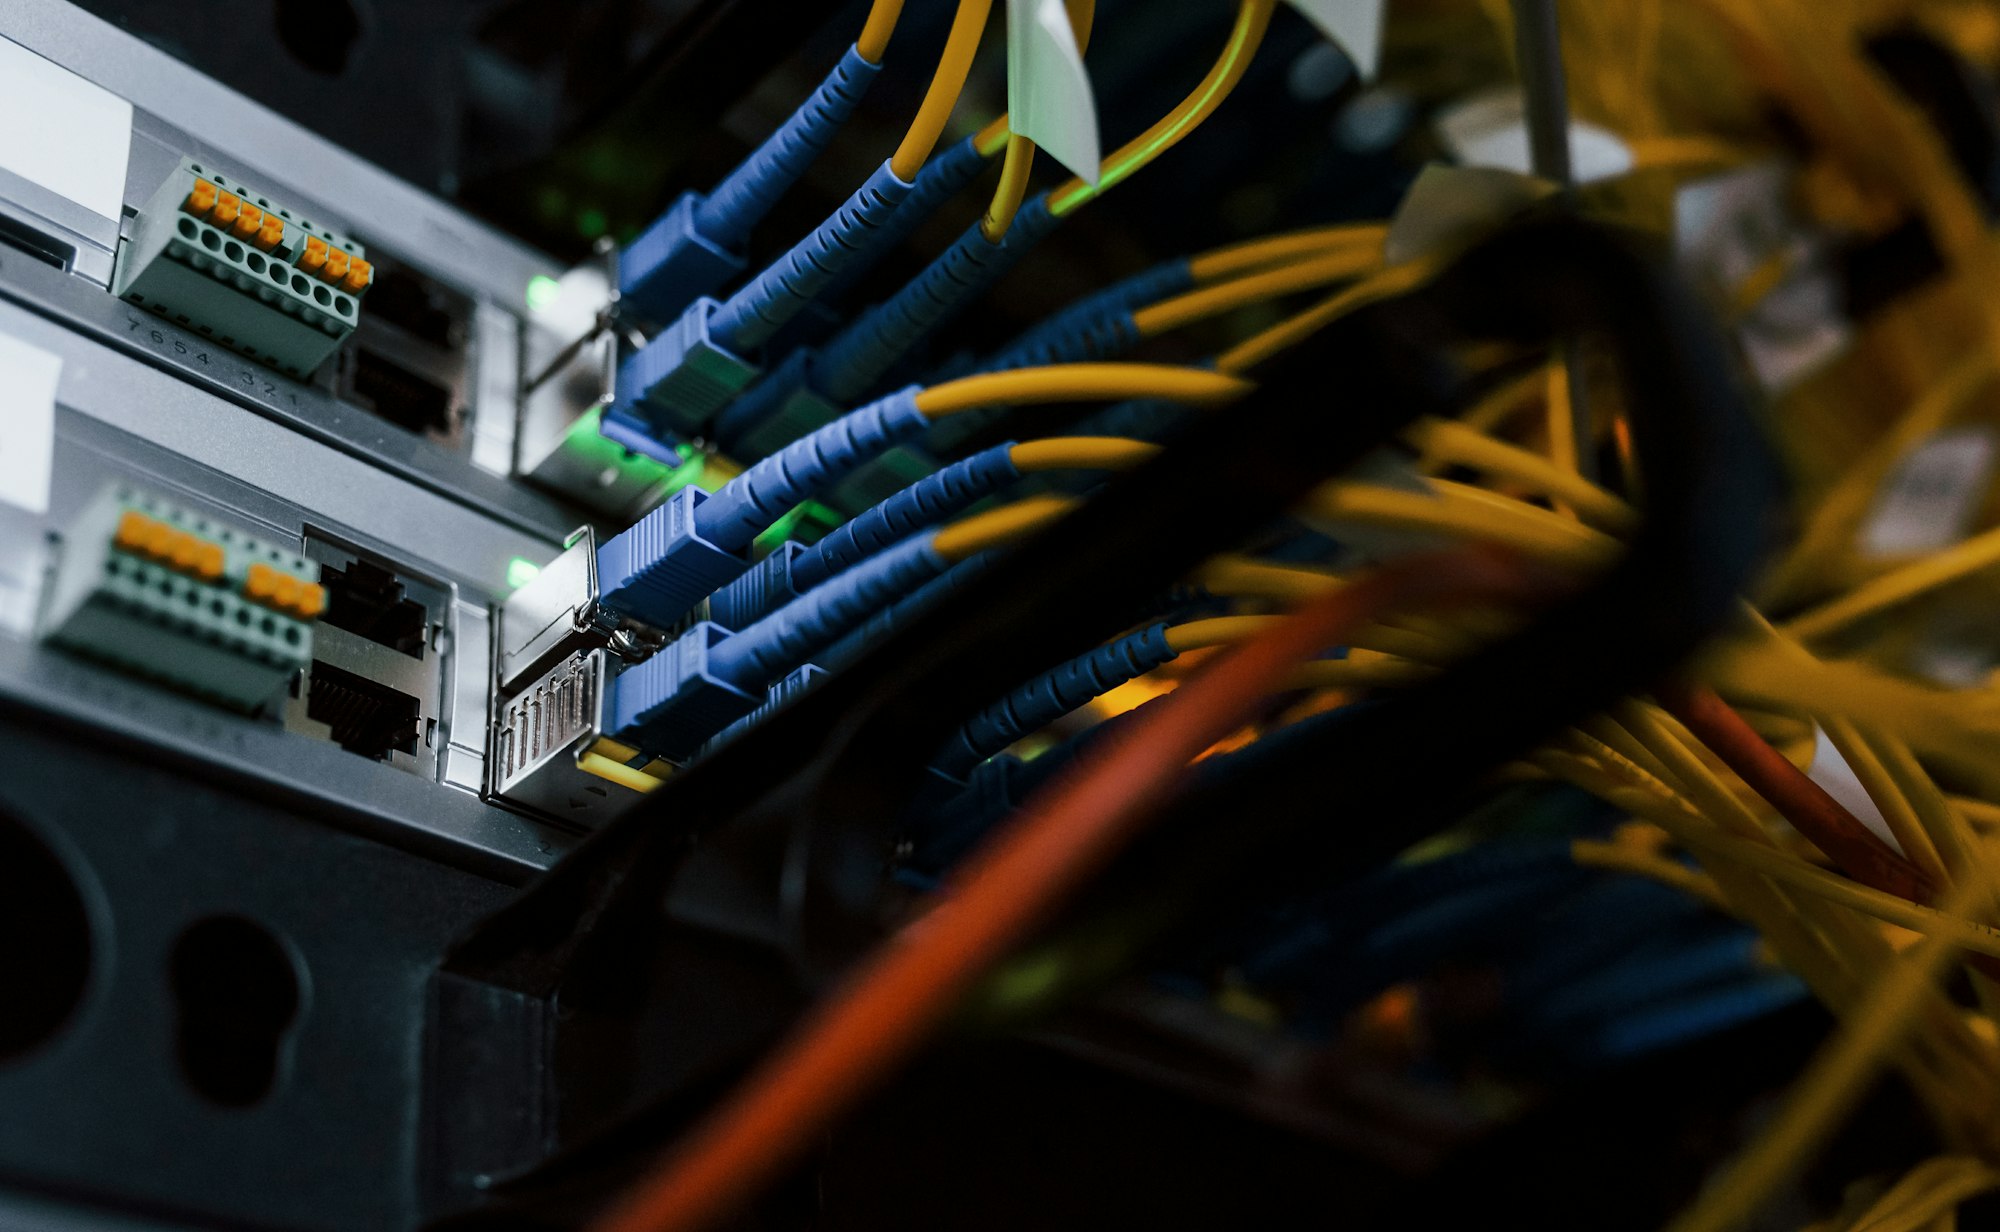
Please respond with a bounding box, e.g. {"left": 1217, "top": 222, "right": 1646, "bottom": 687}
{"left": 305, "top": 661, "right": 420, "bottom": 761}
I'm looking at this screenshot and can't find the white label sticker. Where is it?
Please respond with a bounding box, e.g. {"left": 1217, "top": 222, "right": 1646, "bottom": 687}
{"left": 1435, "top": 89, "right": 1635, "bottom": 184}
{"left": 1384, "top": 162, "right": 1554, "bottom": 263}
{"left": 1674, "top": 163, "right": 1849, "bottom": 393}
{"left": 1286, "top": 0, "right": 1385, "bottom": 80}
{"left": 0, "top": 37, "right": 132, "bottom": 223}
{"left": 0, "top": 331, "right": 60, "bottom": 515}
{"left": 1860, "top": 426, "right": 1997, "bottom": 558}
{"left": 1007, "top": 0, "right": 1101, "bottom": 186}
{"left": 1805, "top": 725, "right": 1903, "bottom": 855}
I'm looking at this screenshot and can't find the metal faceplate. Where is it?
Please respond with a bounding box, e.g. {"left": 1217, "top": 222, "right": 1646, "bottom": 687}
{"left": 0, "top": 5, "right": 619, "bottom": 1227}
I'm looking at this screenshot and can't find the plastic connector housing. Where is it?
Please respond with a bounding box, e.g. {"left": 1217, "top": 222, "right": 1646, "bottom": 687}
{"left": 616, "top": 193, "right": 745, "bottom": 323}
{"left": 717, "top": 349, "right": 841, "bottom": 457}
{"left": 596, "top": 486, "right": 746, "bottom": 628}
{"left": 40, "top": 485, "right": 319, "bottom": 712}
{"left": 615, "top": 297, "right": 760, "bottom": 440}
{"left": 708, "top": 541, "right": 801, "bottom": 630}
{"left": 608, "top": 623, "right": 761, "bottom": 762}
{"left": 113, "top": 158, "right": 370, "bottom": 378}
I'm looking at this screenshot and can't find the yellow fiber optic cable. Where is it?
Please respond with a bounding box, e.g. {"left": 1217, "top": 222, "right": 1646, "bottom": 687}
{"left": 1304, "top": 481, "right": 1620, "bottom": 569}
{"left": 933, "top": 495, "right": 1078, "bottom": 561}
{"left": 913, "top": 363, "right": 1250, "bottom": 416}
{"left": 1217, "top": 257, "right": 1443, "bottom": 374}
{"left": 856, "top": 0, "right": 907, "bottom": 64}
{"left": 1569, "top": 839, "right": 1732, "bottom": 913}
{"left": 1663, "top": 876, "right": 1991, "bottom": 1232}
{"left": 1820, "top": 716, "right": 1948, "bottom": 887}
{"left": 1407, "top": 418, "right": 1638, "bottom": 533}
{"left": 978, "top": 0, "right": 1093, "bottom": 239}
{"left": 1007, "top": 437, "right": 1159, "bottom": 472}
{"left": 1163, "top": 615, "right": 1279, "bottom": 654}
{"left": 981, "top": 134, "right": 1039, "bottom": 240}
{"left": 1131, "top": 247, "right": 1385, "bottom": 337}
{"left": 1193, "top": 556, "right": 1343, "bottom": 603}
{"left": 1782, "top": 522, "right": 2000, "bottom": 643}
{"left": 1047, "top": 0, "right": 1276, "bottom": 216}
{"left": 892, "top": 0, "right": 995, "bottom": 181}
{"left": 1187, "top": 223, "right": 1388, "bottom": 283}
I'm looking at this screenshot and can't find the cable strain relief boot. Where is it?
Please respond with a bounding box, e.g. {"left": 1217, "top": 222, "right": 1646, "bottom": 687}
{"left": 596, "top": 486, "right": 747, "bottom": 627}
{"left": 708, "top": 160, "right": 915, "bottom": 352}
{"left": 618, "top": 297, "right": 761, "bottom": 440}
{"left": 694, "top": 386, "right": 927, "bottom": 552}
{"left": 793, "top": 443, "right": 1019, "bottom": 590}
{"left": 708, "top": 540, "right": 802, "bottom": 630}
{"left": 698, "top": 662, "right": 826, "bottom": 758}
{"left": 696, "top": 45, "right": 881, "bottom": 244}
{"left": 608, "top": 622, "right": 761, "bottom": 763}
{"left": 617, "top": 193, "right": 746, "bottom": 323}
{"left": 932, "top": 622, "right": 1177, "bottom": 779}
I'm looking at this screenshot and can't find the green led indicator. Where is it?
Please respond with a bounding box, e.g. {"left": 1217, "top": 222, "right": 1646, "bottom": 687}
{"left": 525, "top": 274, "right": 561, "bottom": 312}
{"left": 506, "top": 557, "right": 542, "bottom": 589}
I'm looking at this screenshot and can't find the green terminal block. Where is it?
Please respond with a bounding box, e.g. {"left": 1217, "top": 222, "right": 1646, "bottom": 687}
{"left": 39, "top": 486, "right": 325, "bottom": 713}
{"left": 112, "top": 158, "right": 374, "bottom": 378}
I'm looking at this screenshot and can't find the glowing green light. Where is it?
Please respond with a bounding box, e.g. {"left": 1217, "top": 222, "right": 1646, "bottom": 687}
{"left": 506, "top": 557, "right": 542, "bottom": 589}
{"left": 525, "top": 274, "right": 562, "bottom": 313}
{"left": 576, "top": 207, "right": 608, "bottom": 239}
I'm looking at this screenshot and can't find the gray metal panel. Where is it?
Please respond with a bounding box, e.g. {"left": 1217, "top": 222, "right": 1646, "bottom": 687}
{"left": 1, "top": 0, "right": 561, "bottom": 308}
{"left": 0, "top": 718, "right": 522, "bottom": 1229}
{"left": 0, "top": 294, "right": 559, "bottom": 589}
{"left": 0, "top": 248, "right": 576, "bottom": 541}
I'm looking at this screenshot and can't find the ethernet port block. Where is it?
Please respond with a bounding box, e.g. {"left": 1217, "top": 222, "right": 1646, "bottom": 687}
{"left": 113, "top": 158, "right": 374, "bottom": 378}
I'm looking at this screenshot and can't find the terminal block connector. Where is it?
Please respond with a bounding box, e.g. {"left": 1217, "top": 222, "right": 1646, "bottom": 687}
{"left": 40, "top": 486, "right": 322, "bottom": 712}
{"left": 113, "top": 158, "right": 374, "bottom": 378}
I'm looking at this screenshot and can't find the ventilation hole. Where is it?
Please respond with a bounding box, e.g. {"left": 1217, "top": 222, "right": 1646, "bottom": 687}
{"left": 189, "top": 163, "right": 203, "bottom": 174}
{"left": 278, "top": 209, "right": 291, "bottom": 221}
{"left": 176, "top": 218, "right": 196, "bottom": 239}
{"left": 211, "top": 599, "right": 226, "bottom": 616}
{"left": 247, "top": 253, "right": 266, "bottom": 274}
{"left": 268, "top": 264, "right": 285, "bottom": 284}
{"left": 235, "top": 609, "right": 251, "bottom": 626}
{"left": 0, "top": 810, "right": 95, "bottom": 1063}
{"left": 260, "top": 616, "right": 276, "bottom": 635}
{"left": 175, "top": 315, "right": 190, "bottom": 325}
{"left": 224, "top": 240, "right": 243, "bottom": 262}
{"left": 290, "top": 274, "right": 308, "bottom": 294}
{"left": 255, "top": 197, "right": 269, "bottom": 209}
{"left": 334, "top": 295, "right": 352, "bottom": 314}
{"left": 169, "top": 916, "right": 302, "bottom": 1107}
{"left": 311, "top": 285, "right": 330, "bottom": 306}
{"left": 199, "top": 230, "right": 219, "bottom": 252}
{"left": 283, "top": 626, "right": 300, "bottom": 645}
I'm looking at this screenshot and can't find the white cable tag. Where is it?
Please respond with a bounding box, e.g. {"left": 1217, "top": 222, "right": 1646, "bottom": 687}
{"left": 1860, "top": 426, "right": 1997, "bottom": 558}
{"left": 1805, "top": 725, "right": 1904, "bottom": 856}
{"left": 0, "top": 36, "right": 132, "bottom": 224}
{"left": 1285, "top": 0, "right": 1385, "bottom": 80}
{"left": 1007, "top": 0, "right": 1101, "bottom": 186}
{"left": 1435, "top": 89, "right": 1634, "bottom": 184}
{"left": 0, "top": 330, "right": 60, "bottom": 516}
